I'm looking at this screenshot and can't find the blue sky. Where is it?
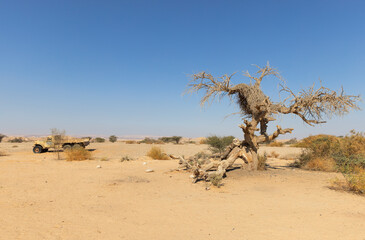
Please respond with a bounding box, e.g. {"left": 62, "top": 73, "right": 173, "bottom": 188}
{"left": 0, "top": 0, "right": 364, "bottom": 138}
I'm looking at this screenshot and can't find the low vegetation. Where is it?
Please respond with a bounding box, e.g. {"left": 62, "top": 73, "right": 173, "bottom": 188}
{"left": 292, "top": 131, "right": 365, "bottom": 195}
{"left": 267, "top": 141, "right": 284, "bottom": 147}
{"left": 109, "top": 135, "right": 117, "bottom": 143}
{"left": 0, "top": 134, "right": 6, "bottom": 142}
{"left": 125, "top": 140, "right": 137, "bottom": 144}
{"left": 121, "top": 155, "right": 134, "bottom": 162}
{"left": 0, "top": 151, "right": 8, "bottom": 157}
{"left": 8, "top": 137, "right": 24, "bottom": 143}
{"left": 65, "top": 148, "right": 92, "bottom": 161}
{"left": 268, "top": 151, "right": 280, "bottom": 158}
{"left": 146, "top": 146, "right": 170, "bottom": 160}
{"left": 205, "top": 135, "right": 235, "bottom": 154}
{"left": 94, "top": 137, "right": 106, "bottom": 143}
{"left": 158, "top": 136, "right": 182, "bottom": 144}
{"left": 140, "top": 137, "right": 162, "bottom": 144}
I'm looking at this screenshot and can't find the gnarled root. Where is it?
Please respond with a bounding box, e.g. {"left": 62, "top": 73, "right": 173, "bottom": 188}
{"left": 188, "top": 146, "right": 251, "bottom": 183}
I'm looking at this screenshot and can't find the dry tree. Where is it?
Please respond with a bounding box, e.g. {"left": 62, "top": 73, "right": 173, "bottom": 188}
{"left": 183, "top": 63, "right": 360, "bottom": 182}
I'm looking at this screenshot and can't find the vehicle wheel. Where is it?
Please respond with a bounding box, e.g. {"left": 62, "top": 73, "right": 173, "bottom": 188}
{"left": 63, "top": 144, "right": 72, "bottom": 151}
{"left": 33, "top": 146, "right": 43, "bottom": 154}
{"left": 72, "top": 144, "right": 82, "bottom": 149}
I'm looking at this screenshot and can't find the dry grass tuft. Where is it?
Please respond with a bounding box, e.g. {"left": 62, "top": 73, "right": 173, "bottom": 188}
{"left": 331, "top": 169, "right": 365, "bottom": 195}
{"left": 125, "top": 140, "right": 137, "bottom": 144}
{"left": 269, "top": 151, "right": 280, "bottom": 158}
{"left": 65, "top": 148, "right": 92, "bottom": 161}
{"left": 267, "top": 141, "right": 284, "bottom": 147}
{"left": 0, "top": 151, "right": 8, "bottom": 157}
{"left": 146, "top": 146, "right": 170, "bottom": 160}
{"left": 303, "top": 157, "right": 337, "bottom": 172}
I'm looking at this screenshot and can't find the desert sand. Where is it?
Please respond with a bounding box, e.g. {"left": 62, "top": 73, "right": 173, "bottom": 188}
{"left": 0, "top": 142, "right": 364, "bottom": 240}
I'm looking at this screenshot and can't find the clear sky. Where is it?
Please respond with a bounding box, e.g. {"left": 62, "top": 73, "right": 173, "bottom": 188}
{"left": 0, "top": 0, "right": 364, "bottom": 139}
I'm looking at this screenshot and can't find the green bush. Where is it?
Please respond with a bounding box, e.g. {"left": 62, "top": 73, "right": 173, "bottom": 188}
{"left": 158, "top": 136, "right": 182, "bottom": 144}
{"left": 8, "top": 137, "right": 24, "bottom": 143}
{"left": 140, "top": 137, "right": 161, "bottom": 144}
{"left": 109, "top": 135, "right": 117, "bottom": 143}
{"left": 206, "top": 135, "right": 235, "bottom": 154}
{"left": 95, "top": 137, "right": 106, "bottom": 143}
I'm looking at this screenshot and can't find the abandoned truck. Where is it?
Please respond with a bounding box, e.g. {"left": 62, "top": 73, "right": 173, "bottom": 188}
{"left": 33, "top": 136, "right": 90, "bottom": 153}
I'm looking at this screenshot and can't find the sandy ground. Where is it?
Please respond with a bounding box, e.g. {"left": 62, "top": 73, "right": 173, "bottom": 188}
{"left": 0, "top": 142, "right": 364, "bottom": 240}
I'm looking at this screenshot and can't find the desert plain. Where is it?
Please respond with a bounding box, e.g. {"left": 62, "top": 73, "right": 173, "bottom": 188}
{"left": 0, "top": 141, "right": 364, "bottom": 240}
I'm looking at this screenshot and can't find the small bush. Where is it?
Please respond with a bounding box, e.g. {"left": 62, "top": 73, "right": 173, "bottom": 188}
{"left": 109, "top": 135, "right": 117, "bottom": 143}
{"left": 267, "top": 141, "right": 284, "bottom": 147}
{"left": 0, "top": 151, "right": 8, "bottom": 157}
{"left": 208, "top": 174, "right": 223, "bottom": 187}
{"left": 12, "top": 145, "right": 18, "bottom": 148}
{"left": 146, "top": 146, "right": 170, "bottom": 160}
{"left": 140, "top": 137, "right": 162, "bottom": 144}
{"left": 206, "top": 135, "right": 235, "bottom": 154}
{"left": 121, "top": 155, "right": 134, "bottom": 162}
{"left": 303, "top": 157, "right": 337, "bottom": 172}
{"left": 199, "top": 138, "right": 207, "bottom": 144}
{"left": 100, "top": 157, "right": 109, "bottom": 161}
{"left": 158, "top": 136, "right": 182, "bottom": 144}
{"left": 269, "top": 151, "right": 280, "bottom": 158}
{"left": 345, "top": 170, "right": 365, "bottom": 194}
{"left": 94, "top": 137, "right": 106, "bottom": 143}
{"left": 257, "top": 153, "right": 267, "bottom": 170}
{"left": 331, "top": 170, "right": 365, "bottom": 195}
{"left": 194, "top": 151, "right": 210, "bottom": 160}
{"left": 0, "top": 134, "right": 6, "bottom": 143}
{"left": 285, "top": 138, "right": 298, "bottom": 145}
{"left": 8, "top": 137, "right": 24, "bottom": 143}
{"left": 65, "top": 148, "right": 91, "bottom": 161}
{"left": 125, "top": 140, "right": 137, "bottom": 144}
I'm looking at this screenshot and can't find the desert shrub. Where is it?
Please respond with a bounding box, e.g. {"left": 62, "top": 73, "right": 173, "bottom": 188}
{"left": 12, "top": 145, "right": 18, "bottom": 148}
{"left": 292, "top": 131, "right": 365, "bottom": 173}
{"left": 285, "top": 138, "right": 298, "bottom": 145}
{"left": 208, "top": 174, "right": 223, "bottom": 187}
{"left": 206, "top": 135, "right": 235, "bottom": 154}
{"left": 146, "top": 146, "right": 170, "bottom": 160}
{"left": 158, "top": 136, "right": 182, "bottom": 144}
{"left": 121, "top": 155, "right": 134, "bottom": 162}
{"left": 109, "top": 135, "right": 117, "bottom": 143}
{"left": 94, "top": 137, "right": 105, "bottom": 143}
{"left": 8, "top": 137, "right": 24, "bottom": 143}
{"left": 100, "top": 157, "right": 109, "bottom": 161}
{"left": 257, "top": 153, "right": 267, "bottom": 170}
{"left": 303, "top": 157, "right": 337, "bottom": 172}
{"left": 140, "top": 137, "right": 162, "bottom": 144}
{"left": 0, "top": 134, "right": 6, "bottom": 143}
{"left": 269, "top": 151, "right": 280, "bottom": 158}
{"left": 345, "top": 170, "right": 365, "bottom": 194}
{"left": 194, "top": 151, "right": 210, "bottom": 160}
{"left": 199, "top": 138, "right": 207, "bottom": 144}
{"left": 0, "top": 151, "right": 8, "bottom": 157}
{"left": 65, "top": 148, "right": 92, "bottom": 161}
{"left": 125, "top": 140, "right": 137, "bottom": 144}
{"left": 267, "top": 141, "right": 284, "bottom": 147}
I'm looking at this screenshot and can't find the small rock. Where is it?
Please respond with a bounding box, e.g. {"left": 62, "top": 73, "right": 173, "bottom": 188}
{"left": 143, "top": 162, "right": 147, "bottom": 165}
{"left": 96, "top": 165, "right": 102, "bottom": 168}
{"left": 189, "top": 174, "right": 195, "bottom": 178}
{"left": 145, "top": 169, "right": 154, "bottom": 173}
